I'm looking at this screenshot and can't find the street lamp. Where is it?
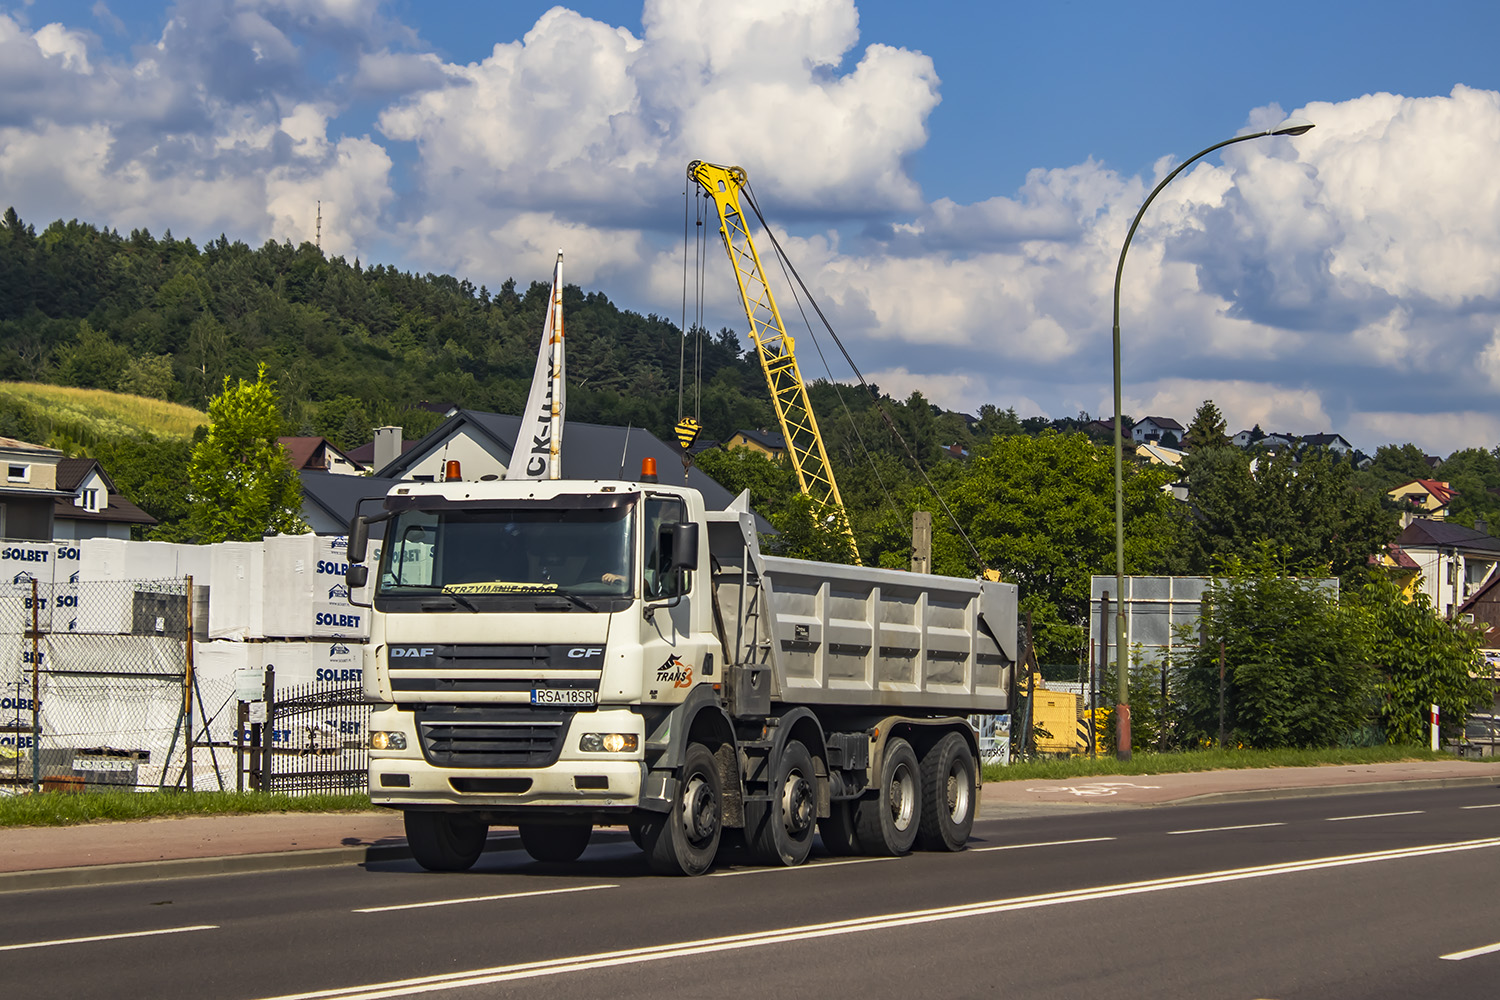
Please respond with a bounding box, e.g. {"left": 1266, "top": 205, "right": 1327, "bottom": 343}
{"left": 1110, "top": 117, "right": 1314, "bottom": 760}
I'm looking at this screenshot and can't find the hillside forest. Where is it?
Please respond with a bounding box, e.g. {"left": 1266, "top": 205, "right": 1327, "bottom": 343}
{"left": 3, "top": 208, "right": 1499, "bottom": 682}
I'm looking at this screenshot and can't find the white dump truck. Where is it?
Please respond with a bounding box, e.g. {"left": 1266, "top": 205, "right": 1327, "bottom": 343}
{"left": 347, "top": 463, "right": 1016, "bottom": 875}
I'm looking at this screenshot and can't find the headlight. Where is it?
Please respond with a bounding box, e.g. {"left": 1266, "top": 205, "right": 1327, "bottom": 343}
{"left": 580, "top": 733, "right": 638, "bottom": 753}
{"left": 369, "top": 731, "right": 407, "bottom": 751}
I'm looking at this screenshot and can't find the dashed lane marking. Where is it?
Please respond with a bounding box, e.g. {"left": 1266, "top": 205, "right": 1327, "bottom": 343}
{"left": 1166, "top": 822, "right": 1286, "bottom": 836}
{"left": 0, "top": 924, "right": 218, "bottom": 953}
{"left": 972, "top": 837, "right": 1116, "bottom": 852}
{"left": 354, "top": 885, "right": 616, "bottom": 913}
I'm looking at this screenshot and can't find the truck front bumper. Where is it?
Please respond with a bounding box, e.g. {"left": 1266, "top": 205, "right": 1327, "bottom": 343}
{"left": 367, "top": 705, "right": 645, "bottom": 810}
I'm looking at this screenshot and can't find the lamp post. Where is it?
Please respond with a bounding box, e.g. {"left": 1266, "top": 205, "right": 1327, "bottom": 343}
{"left": 1111, "top": 117, "right": 1313, "bottom": 760}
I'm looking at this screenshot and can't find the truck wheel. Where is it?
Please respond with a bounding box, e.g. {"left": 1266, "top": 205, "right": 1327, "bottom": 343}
{"left": 638, "top": 743, "right": 723, "bottom": 876}
{"left": 818, "top": 800, "right": 861, "bottom": 856}
{"left": 853, "top": 737, "right": 920, "bottom": 856}
{"left": 917, "top": 732, "right": 976, "bottom": 851}
{"left": 749, "top": 740, "right": 816, "bottom": 867}
{"left": 405, "top": 811, "right": 488, "bottom": 872}
{"left": 519, "top": 821, "right": 592, "bottom": 863}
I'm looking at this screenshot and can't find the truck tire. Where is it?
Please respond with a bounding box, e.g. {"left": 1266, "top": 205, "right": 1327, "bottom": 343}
{"left": 519, "top": 821, "right": 592, "bottom": 863}
{"left": 405, "top": 811, "right": 488, "bottom": 872}
{"left": 748, "top": 740, "right": 817, "bottom": 867}
{"left": 917, "top": 732, "right": 976, "bottom": 851}
{"left": 818, "top": 800, "right": 861, "bottom": 856}
{"left": 854, "top": 737, "right": 920, "bottom": 856}
{"left": 637, "top": 743, "right": 723, "bottom": 876}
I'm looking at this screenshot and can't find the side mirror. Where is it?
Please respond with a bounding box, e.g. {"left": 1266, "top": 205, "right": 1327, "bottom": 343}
{"left": 348, "top": 515, "right": 369, "bottom": 564}
{"left": 669, "top": 522, "right": 698, "bottom": 572}
{"left": 346, "top": 564, "right": 369, "bottom": 589}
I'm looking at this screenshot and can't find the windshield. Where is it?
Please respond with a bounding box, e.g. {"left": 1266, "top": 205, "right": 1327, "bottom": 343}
{"left": 376, "top": 503, "right": 632, "bottom": 603}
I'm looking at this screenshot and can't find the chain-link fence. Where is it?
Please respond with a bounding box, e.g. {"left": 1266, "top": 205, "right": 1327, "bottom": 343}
{"left": 0, "top": 577, "right": 202, "bottom": 794}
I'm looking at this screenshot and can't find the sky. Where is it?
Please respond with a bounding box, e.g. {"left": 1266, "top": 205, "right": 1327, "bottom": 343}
{"left": 4, "top": 0, "right": 1500, "bottom": 455}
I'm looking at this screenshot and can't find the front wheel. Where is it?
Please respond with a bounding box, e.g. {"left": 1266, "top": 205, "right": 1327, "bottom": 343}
{"left": 636, "top": 743, "right": 723, "bottom": 876}
{"left": 853, "top": 737, "right": 920, "bottom": 856}
{"left": 749, "top": 740, "right": 817, "bottom": 867}
{"left": 405, "top": 811, "right": 488, "bottom": 872}
{"left": 917, "top": 732, "right": 976, "bottom": 851}
{"left": 519, "top": 821, "right": 592, "bottom": 863}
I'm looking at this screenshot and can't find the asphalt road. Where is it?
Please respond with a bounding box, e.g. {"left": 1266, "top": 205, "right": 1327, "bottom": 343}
{"left": 2, "top": 785, "right": 1498, "bottom": 1000}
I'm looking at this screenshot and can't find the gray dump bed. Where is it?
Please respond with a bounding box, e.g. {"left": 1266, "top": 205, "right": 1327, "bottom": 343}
{"left": 706, "top": 501, "right": 1016, "bottom": 715}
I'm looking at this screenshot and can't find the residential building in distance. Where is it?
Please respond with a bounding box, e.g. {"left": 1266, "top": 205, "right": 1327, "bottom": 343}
{"left": 1389, "top": 478, "right": 1456, "bottom": 522}
{"left": 723, "top": 428, "right": 787, "bottom": 460}
{"left": 277, "top": 437, "right": 365, "bottom": 476}
{"left": 53, "top": 458, "right": 157, "bottom": 540}
{"left": 1387, "top": 519, "right": 1500, "bottom": 619}
{"left": 1300, "top": 432, "right": 1353, "bottom": 455}
{"left": 1130, "top": 416, "right": 1184, "bottom": 444}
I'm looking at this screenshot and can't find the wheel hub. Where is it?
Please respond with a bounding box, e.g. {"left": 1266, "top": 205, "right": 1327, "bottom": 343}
{"left": 783, "top": 774, "right": 814, "bottom": 834}
{"left": 683, "top": 776, "right": 719, "bottom": 841}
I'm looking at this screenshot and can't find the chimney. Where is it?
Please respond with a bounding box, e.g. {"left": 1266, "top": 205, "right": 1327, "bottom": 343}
{"left": 373, "top": 426, "right": 402, "bottom": 473}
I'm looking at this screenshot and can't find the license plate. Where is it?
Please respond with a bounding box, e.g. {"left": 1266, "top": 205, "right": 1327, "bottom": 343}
{"left": 531, "top": 688, "right": 596, "bottom": 706}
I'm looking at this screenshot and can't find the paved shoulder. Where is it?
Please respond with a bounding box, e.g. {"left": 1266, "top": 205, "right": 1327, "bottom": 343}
{"left": 981, "top": 760, "right": 1500, "bottom": 817}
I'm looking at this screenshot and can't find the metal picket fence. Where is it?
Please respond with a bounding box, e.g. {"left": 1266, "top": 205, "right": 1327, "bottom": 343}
{"left": 0, "top": 577, "right": 203, "bottom": 794}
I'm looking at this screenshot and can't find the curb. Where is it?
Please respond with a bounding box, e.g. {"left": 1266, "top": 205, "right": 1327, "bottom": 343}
{"left": 981, "top": 774, "right": 1500, "bottom": 817}
{"left": 1165, "top": 773, "right": 1500, "bottom": 807}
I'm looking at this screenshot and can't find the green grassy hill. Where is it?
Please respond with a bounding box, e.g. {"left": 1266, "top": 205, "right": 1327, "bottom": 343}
{"left": 0, "top": 382, "right": 206, "bottom": 452}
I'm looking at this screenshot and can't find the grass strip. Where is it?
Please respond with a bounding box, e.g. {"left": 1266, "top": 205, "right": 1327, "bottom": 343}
{"left": 982, "top": 744, "right": 1460, "bottom": 782}
{"left": 0, "top": 790, "right": 375, "bottom": 828}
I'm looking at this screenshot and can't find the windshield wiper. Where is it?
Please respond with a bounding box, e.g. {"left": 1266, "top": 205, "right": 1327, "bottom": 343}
{"left": 422, "top": 593, "right": 479, "bottom": 613}
{"left": 535, "top": 593, "right": 597, "bottom": 613}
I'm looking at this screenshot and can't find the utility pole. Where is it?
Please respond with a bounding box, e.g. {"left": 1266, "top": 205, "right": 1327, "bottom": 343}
{"left": 911, "top": 511, "right": 932, "bottom": 574}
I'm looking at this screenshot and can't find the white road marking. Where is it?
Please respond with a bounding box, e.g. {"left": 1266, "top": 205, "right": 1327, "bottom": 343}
{"left": 1442, "top": 939, "right": 1500, "bottom": 961}
{"left": 245, "top": 836, "right": 1500, "bottom": 1000}
{"left": 1166, "top": 822, "right": 1286, "bottom": 836}
{"left": 1028, "top": 781, "right": 1161, "bottom": 797}
{"left": 972, "top": 837, "right": 1116, "bottom": 852}
{"left": 354, "top": 885, "right": 616, "bottom": 913}
{"left": 1325, "top": 810, "right": 1423, "bottom": 822}
{"left": 1460, "top": 802, "right": 1500, "bottom": 810}
{"left": 0, "top": 924, "right": 218, "bottom": 953}
{"left": 710, "top": 856, "right": 899, "bottom": 877}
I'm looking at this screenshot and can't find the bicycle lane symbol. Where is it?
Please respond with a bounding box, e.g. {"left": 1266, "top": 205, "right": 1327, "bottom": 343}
{"left": 1026, "top": 781, "right": 1163, "bottom": 797}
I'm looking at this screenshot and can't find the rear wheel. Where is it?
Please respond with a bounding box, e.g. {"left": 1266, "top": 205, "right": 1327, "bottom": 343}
{"left": 749, "top": 740, "right": 817, "bottom": 867}
{"left": 854, "top": 737, "right": 920, "bottom": 856}
{"left": 518, "top": 821, "right": 592, "bottom": 863}
{"left": 917, "top": 732, "right": 976, "bottom": 851}
{"left": 636, "top": 743, "right": 723, "bottom": 876}
{"left": 405, "top": 811, "right": 488, "bottom": 872}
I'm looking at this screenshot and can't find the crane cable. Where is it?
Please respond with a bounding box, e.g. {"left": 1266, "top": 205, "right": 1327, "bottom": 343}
{"left": 738, "top": 181, "right": 990, "bottom": 577}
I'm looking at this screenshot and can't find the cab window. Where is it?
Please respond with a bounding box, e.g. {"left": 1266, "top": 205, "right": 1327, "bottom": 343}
{"left": 643, "top": 496, "right": 687, "bottom": 599}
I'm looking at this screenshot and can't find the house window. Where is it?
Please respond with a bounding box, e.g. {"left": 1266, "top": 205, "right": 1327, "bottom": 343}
{"left": 7, "top": 464, "right": 28, "bottom": 483}
{"left": 81, "top": 488, "right": 99, "bottom": 511}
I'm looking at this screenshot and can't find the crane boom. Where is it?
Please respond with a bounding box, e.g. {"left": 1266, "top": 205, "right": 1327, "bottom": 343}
{"left": 688, "top": 160, "right": 858, "bottom": 561}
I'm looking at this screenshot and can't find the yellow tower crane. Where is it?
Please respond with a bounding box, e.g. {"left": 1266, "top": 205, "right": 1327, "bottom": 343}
{"left": 688, "top": 160, "right": 859, "bottom": 563}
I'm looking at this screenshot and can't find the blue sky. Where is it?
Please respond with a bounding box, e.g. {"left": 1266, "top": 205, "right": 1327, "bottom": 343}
{"left": 5, "top": 1, "right": 1500, "bottom": 454}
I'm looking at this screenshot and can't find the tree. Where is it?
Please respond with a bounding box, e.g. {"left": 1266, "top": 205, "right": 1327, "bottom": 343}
{"left": 1174, "top": 549, "right": 1376, "bottom": 748}
{"left": 183, "top": 364, "right": 306, "bottom": 542}
{"left": 52, "top": 320, "right": 131, "bottom": 390}
{"left": 1355, "top": 574, "right": 1491, "bottom": 744}
{"left": 1185, "top": 399, "right": 1230, "bottom": 451}
{"left": 1182, "top": 446, "right": 1396, "bottom": 582}
{"left": 941, "top": 431, "right": 1183, "bottom": 659}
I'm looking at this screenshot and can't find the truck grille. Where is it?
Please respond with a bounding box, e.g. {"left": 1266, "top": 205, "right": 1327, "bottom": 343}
{"left": 415, "top": 706, "right": 568, "bottom": 768}
{"left": 387, "top": 642, "right": 605, "bottom": 703}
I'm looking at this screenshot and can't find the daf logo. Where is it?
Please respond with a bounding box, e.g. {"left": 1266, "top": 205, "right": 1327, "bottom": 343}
{"left": 391, "top": 646, "right": 435, "bottom": 658}
{"left": 567, "top": 647, "right": 604, "bottom": 658}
